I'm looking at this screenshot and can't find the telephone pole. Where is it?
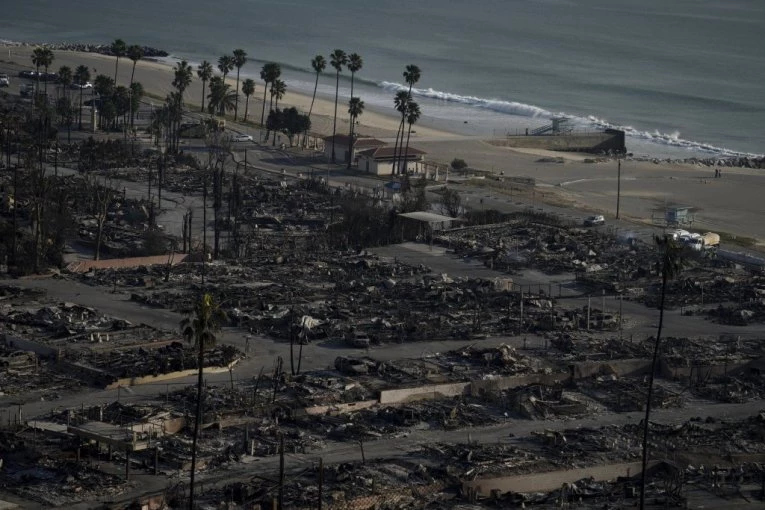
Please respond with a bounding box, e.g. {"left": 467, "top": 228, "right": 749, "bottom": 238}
{"left": 616, "top": 159, "right": 622, "bottom": 219}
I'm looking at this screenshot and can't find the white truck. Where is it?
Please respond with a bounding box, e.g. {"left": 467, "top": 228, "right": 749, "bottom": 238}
{"left": 677, "top": 231, "right": 720, "bottom": 251}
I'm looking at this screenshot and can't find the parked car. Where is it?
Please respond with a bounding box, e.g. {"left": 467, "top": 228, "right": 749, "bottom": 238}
{"left": 70, "top": 81, "right": 93, "bottom": 89}
{"left": 0, "top": 74, "right": 9, "bottom": 87}
{"left": 583, "top": 215, "right": 605, "bottom": 227}
{"left": 231, "top": 133, "right": 253, "bottom": 142}
{"left": 18, "top": 70, "right": 37, "bottom": 79}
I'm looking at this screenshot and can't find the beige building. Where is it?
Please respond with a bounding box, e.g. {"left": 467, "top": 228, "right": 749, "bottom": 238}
{"left": 322, "top": 135, "right": 385, "bottom": 165}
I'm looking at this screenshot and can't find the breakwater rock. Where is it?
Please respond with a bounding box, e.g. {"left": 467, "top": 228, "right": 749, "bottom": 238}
{"left": 628, "top": 156, "right": 765, "bottom": 169}
{"left": 3, "top": 41, "right": 168, "bottom": 58}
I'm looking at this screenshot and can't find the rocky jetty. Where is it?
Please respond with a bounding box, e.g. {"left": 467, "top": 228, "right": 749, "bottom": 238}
{"left": 2, "top": 40, "right": 168, "bottom": 58}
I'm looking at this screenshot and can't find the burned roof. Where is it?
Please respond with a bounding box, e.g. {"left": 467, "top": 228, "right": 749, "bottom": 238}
{"left": 357, "top": 146, "right": 426, "bottom": 160}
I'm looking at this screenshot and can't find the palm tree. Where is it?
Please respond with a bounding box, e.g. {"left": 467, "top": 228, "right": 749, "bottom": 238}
{"left": 241, "top": 78, "right": 255, "bottom": 122}
{"left": 127, "top": 45, "right": 144, "bottom": 88}
{"left": 393, "top": 64, "right": 421, "bottom": 173}
{"left": 41, "top": 48, "right": 54, "bottom": 95}
{"left": 181, "top": 293, "right": 226, "bottom": 510}
{"left": 270, "top": 79, "right": 286, "bottom": 146}
{"left": 401, "top": 100, "right": 421, "bottom": 175}
{"left": 129, "top": 81, "right": 144, "bottom": 131}
{"left": 31, "top": 47, "right": 44, "bottom": 88}
{"left": 56, "top": 66, "right": 73, "bottom": 133}
{"left": 346, "top": 97, "right": 365, "bottom": 169}
{"left": 329, "top": 49, "right": 347, "bottom": 163}
{"left": 173, "top": 60, "right": 193, "bottom": 100}
{"left": 57, "top": 65, "right": 72, "bottom": 100}
{"left": 308, "top": 55, "right": 326, "bottom": 119}
{"left": 259, "top": 63, "right": 280, "bottom": 126}
{"left": 217, "top": 55, "right": 234, "bottom": 83}
{"left": 111, "top": 39, "right": 127, "bottom": 84}
{"left": 347, "top": 53, "right": 363, "bottom": 104}
{"left": 170, "top": 60, "right": 193, "bottom": 152}
{"left": 639, "top": 235, "right": 682, "bottom": 509}
{"left": 207, "top": 76, "right": 236, "bottom": 116}
{"left": 392, "top": 90, "right": 410, "bottom": 175}
{"left": 32, "top": 47, "right": 54, "bottom": 95}
{"left": 74, "top": 65, "right": 90, "bottom": 129}
{"left": 232, "top": 49, "right": 247, "bottom": 121}
{"left": 196, "top": 60, "right": 213, "bottom": 113}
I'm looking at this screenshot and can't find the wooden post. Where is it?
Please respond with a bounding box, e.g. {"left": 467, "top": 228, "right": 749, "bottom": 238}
{"left": 154, "top": 448, "right": 159, "bottom": 475}
{"left": 125, "top": 449, "right": 130, "bottom": 480}
{"left": 278, "top": 435, "right": 285, "bottom": 510}
{"left": 359, "top": 440, "right": 366, "bottom": 464}
{"left": 318, "top": 457, "right": 324, "bottom": 510}
{"left": 587, "top": 295, "right": 591, "bottom": 331}
{"left": 519, "top": 286, "right": 524, "bottom": 335}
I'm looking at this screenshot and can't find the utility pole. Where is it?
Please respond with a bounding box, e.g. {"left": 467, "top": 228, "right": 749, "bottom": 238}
{"left": 202, "top": 177, "right": 207, "bottom": 286}
{"left": 619, "top": 292, "right": 624, "bottom": 340}
{"left": 616, "top": 159, "right": 621, "bottom": 219}
{"left": 157, "top": 155, "right": 162, "bottom": 214}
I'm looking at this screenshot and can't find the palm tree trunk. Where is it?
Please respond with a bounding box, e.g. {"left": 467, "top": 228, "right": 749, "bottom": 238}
{"left": 347, "top": 114, "right": 355, "bottom": 169}
{"left": 331, "top": 71, "right": 340, "bottom": 163}
{"left": 114, "top": 58, "right": 119, "bottom": 85}
{"left": 244, "top": 96, "right": 249, "bottom": 122}
{"left": 79, "top": 88, "right": 84, "bottom": 130}
{"left": 188, "top": 338, "right": 204, "bottom": 510}
{"left": 260, "top": 82, "right": 268, "bottom": 127}
{"left": 639, "top": 268, "right": 668, "bottom": 509}
{"left": 391, "top": 115, "right": 405, "bottom": 175}
{"left": 393, "top": 85, "right": 415, "bottom": 174}
{"left": 308, "top": 73, "right": 319, "bottom": 117}
{"left": 403, "top": 123, "right": 414, "bottom": 175}
{"left": 272, "top": 97, "right": 280, "bottom": 146}
{"left": 130, "top": 62, "right": 137, "bottom": 88}
{"left": 234, "top": 70, "right": 240, "bottom": 120}
{"left": 201, "top": 80, "right": 207, "bottom": 113}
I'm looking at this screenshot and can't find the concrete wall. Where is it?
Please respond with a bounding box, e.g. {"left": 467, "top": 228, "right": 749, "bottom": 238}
{"left": 107, "top": 363, "right": 236, "bottom": 389}
{"left": 463, "top": 460, "right": 657, "bottom": 496}
{"left": 379, "top": 382, "right": 469, "bottom": 404}
{"left": 302, "top": 400, "right": 379, "bottom": 416}
{"left": 3, "top": 334, "right": 60, "bottom": 359}
{"left": 128, "top": 417, "right": 186, "bottom": 436}
{"left": 470, "top": 372, "right": 567, "bottom": 395}
{"left": 67, "top": 253, "right": 188, "bottom": 273}
{"left": 489, "top": 130, "right": 625, "bottom": 153}
{"left": 659, "top": 358, "right": 747, "bottom": 381}
{"left": 360, "top": 157, "right": 423, "bottom": 176}
{"left": 571, "top": 359, "right": 652, "bottom": 380}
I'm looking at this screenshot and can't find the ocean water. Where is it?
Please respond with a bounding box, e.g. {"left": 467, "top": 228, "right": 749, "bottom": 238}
{"left": 1, "top": 0, "right": 763, "bottom": 158}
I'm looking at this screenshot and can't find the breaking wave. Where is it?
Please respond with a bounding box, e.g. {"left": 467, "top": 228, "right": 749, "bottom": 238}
{"left": 379, "top": 80, "right": 762, "bottom": 159}
{"left": 380, "top": 81, "right": 555, "bottom": 119}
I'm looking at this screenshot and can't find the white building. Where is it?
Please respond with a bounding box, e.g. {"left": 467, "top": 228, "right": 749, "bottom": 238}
{"left": 356, "top": 146, "right": 426, "bottom": 176}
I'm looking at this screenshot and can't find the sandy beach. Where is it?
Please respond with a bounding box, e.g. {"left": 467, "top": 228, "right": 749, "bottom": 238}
{"left": 1, "top": 46, "right": 454, "bottom": 141}
{"left": 3, "top": 45, "right": 763, "bottom": 246}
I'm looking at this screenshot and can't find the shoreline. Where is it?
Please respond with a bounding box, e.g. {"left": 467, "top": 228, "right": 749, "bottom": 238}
{"left": 3, "top": 40, "right": 762, "bottom": 161}
{"left": 0, "top": 45, "right": 458, "bottom": 142}
{"left": 2, "top": 45, "right": 764, "bottom": 244}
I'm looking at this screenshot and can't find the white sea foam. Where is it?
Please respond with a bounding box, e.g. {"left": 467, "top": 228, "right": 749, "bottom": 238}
{"left": 379, "top": 80, "right": 762, "bottom": 159}
{"left": 584, "top": 116, "right": 763, "bottom": 158}
{"left": 379, "top": 81, "right": 556, "bottom": 119}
